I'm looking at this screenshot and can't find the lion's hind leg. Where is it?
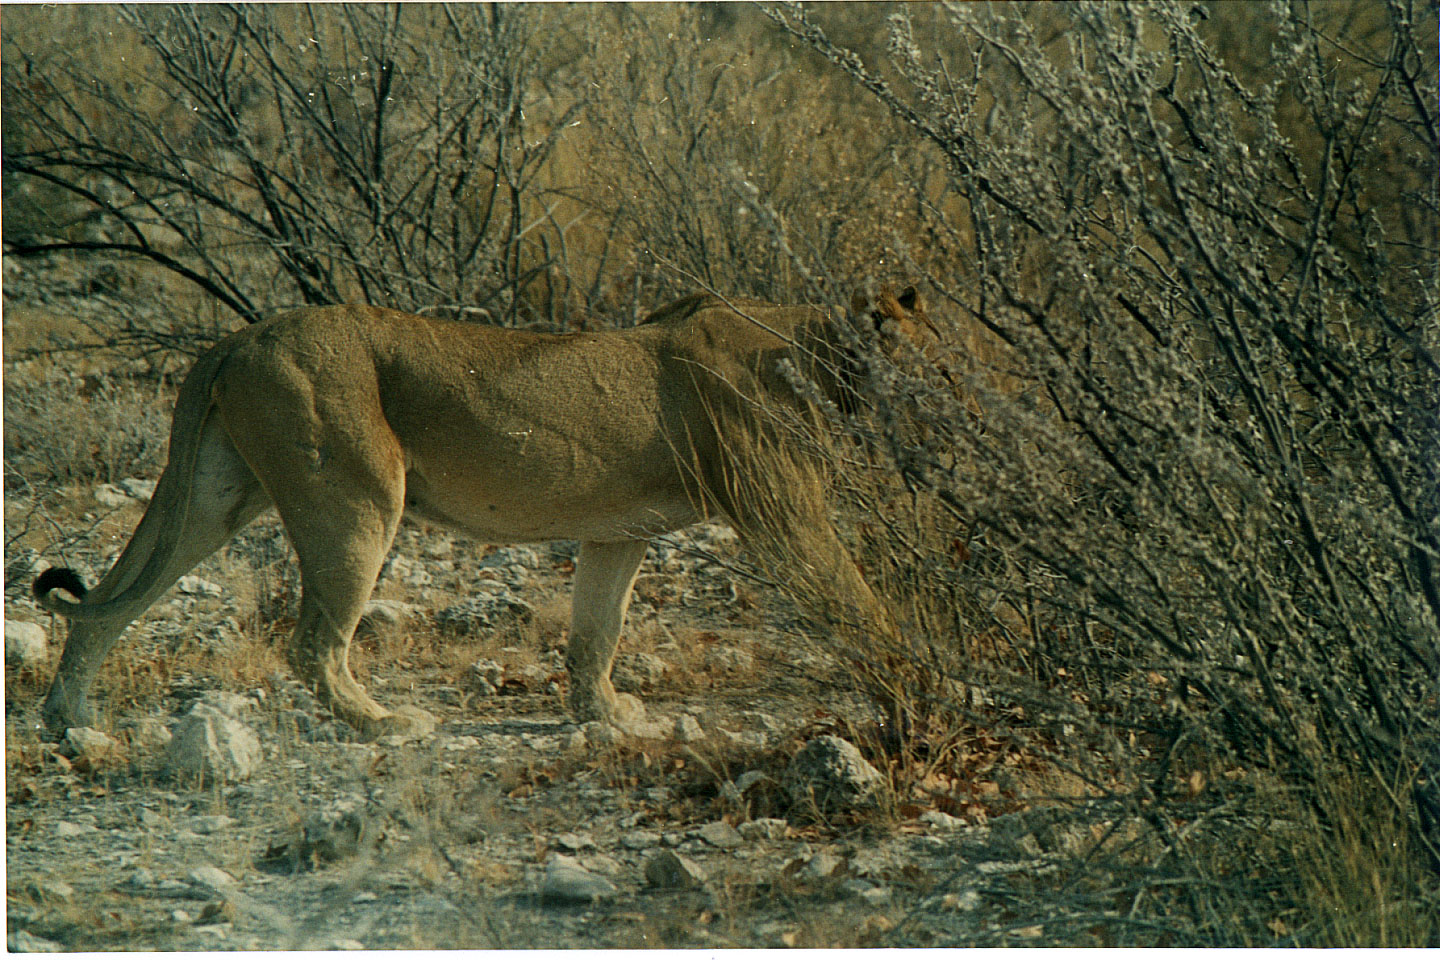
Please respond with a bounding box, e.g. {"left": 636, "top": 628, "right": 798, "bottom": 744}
{"left": 235, "top": 424, "right": 432, "bottom": 739}
{"left": 41, "top": 418, "right": 269, "bottom": 735}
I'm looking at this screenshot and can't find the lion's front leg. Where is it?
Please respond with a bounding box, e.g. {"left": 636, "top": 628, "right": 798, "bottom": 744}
{"left": 566, "top": 539, "right": 650, "bottom": 729}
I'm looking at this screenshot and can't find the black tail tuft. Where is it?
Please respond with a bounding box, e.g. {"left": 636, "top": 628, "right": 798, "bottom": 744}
{"left": 33, "top": 567, "right": 89, "bottom": 603}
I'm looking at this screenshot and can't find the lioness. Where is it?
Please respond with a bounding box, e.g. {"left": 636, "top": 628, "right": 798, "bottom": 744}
{"left": 34, "top": 289, "right": 926, "bottom": 739}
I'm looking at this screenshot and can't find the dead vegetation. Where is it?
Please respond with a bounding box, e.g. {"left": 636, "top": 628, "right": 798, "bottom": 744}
{"left": 5, "top": 0, "right": 1437, "bottom": 948}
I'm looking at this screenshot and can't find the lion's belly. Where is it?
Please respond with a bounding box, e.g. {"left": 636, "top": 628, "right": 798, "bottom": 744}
{"left": 400, "top": 449, "right": 709, "bottom": 544}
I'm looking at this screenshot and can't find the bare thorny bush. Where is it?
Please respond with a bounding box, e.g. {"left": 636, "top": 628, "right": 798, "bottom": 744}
{"left": 752, "top": 0, "right": 1438, "bottom": 944}
{"left": 3, "top": 4, "right": 585, "bottom": 329}
{"left": 3, "top": 0, "right": 1436, "bottom": 945}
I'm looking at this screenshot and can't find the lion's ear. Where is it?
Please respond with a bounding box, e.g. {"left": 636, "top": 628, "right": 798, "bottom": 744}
{"left": 897, "top": 286, "right": 920, "bottom": 312}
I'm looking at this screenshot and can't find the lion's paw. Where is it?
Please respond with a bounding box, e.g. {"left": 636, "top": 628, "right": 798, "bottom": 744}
{"left": 361, "top": 705, "right": 437, "bottom": 741}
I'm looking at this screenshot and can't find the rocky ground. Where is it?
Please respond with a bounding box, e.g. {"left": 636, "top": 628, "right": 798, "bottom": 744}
{"left": 5, "top": 493, "right": 1100, "bottom": 950}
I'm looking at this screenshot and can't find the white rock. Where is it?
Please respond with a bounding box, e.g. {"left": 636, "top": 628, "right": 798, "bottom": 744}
{"left": 54, "top": 821, "right": 98, "bottom": 838}
{"left": 118, "top": 477, "right": 158, "bottom": 500}
{"left": 192, "top": 815, "right": 236, "bottom": 835}
{"left": 784, "top": 736, "right": 885, "bottom": 812}
{"left": 479, "top": 545, "right": 540, "bottom": 569}
{"left": 127, "top": 718, "right": 174, "bottom": 752}
{"left": 802, "top": 851, "right": 844, "bottom": 878}
{"left": 176, "top": 575, "right": 223, "bottom": 597}
{"left": 555, "top": 832, "right": 595, "bottom": 852}
{"left": 673, "top": 714, "right": 706, "bottom": 743}
{"left": 611, "top": 652, "right": 671, "bottom": 693}
{"left": 5, "top": 620, "right": 49, "bottom": 668}
{"left": 621, "top": 829, "right": 661, "bottom": 850}
{"left": 300, "top": 795, "right": 384, "bottom": 864}
{"left": 542, "top": 855, "right": 617, "bottom": 903}
{"left": 188, "top": 865, "right": 237, "bottom": 897}
{"left": 94, "top": 483, "right": 134, "bottom": 508}
{"left": 8, "top": 931, "right": 64, "bottom": 952}
{"left": 697, "top": 821, "right": 744, "bottom": 849}
{"left": 62, "top": 726, "right": 120, "bottom": 762}
{"left": 921, "top": 809, "right": 968, "bottom": 832}
{"left": 196, "top": 691, "right": 258, "bottom": 718}
{"left": 360, "top": 599, "right": 421, "bottom": 627}
{"left": 164, "top": 705, "right": 263, "bottom": 783}
{"left": 738, "top": 818, "right": 789, "bottom": 841}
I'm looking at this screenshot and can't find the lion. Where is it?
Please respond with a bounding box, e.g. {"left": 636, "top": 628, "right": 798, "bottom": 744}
{"left": 33, "top": 288, "right": 929, "bottom": 740}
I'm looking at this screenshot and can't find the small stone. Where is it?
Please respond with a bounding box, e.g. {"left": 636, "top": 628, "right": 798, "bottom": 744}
{"left": 330, "top": 939, "right": 365, "bottom": 951}
{"left": 696, "top": 821, "right": 743, "bottom": 849}
{"left": 127, "top": 718, "right": 174, "bottom": 752}
{"left": 54, "top": 821, "right": 97, "bottom": 838}
{"left": 188, "top": 866, "right": 237, "bottom": 897}
{"left": 176, "top": 576, "right": 223, "bottom": 597}
{"left": 941, "top": 889, "right": 982, "bottom": 912}
{"left": 94, "top": 483, "right": 134, "bottom": 508}
{"left": 578, "top": 853, "right": 624, "bottom": 876}
{"left": 784, "top": 736, "right": 885, "bottom": 812}
{"left": 362, "top": 599, "right": 422, "bottom": 628}
{"left": 25, "top": 880, "right": 74, "bottom": 903}
{"left": 621, "top": 829, "right": 661, "bottom": 850}
{"left": 672, "top": 714, "right": 706, "bottom": 742}
{"left": 8, "top": 931, "right": 64, "bottom": 952}
{"left": 437, "top": 591, "right": 534, "bottom": 634}
{"left": 62, "top": 726, "right": 120, "bottom": 763}
{"left": 644, "top": 850, "right": 707, "bottom": 889}
{"left": 164, "top": 705, "right": 263, "bottom": 784}
{"left": 301, "top": 796, "right": 381, "bottom": 864}
{"left": 4, "top": 620, "right": 48, "bottom": 668}
{"left": 920, "top": 810, "right": 967, "bottom": 832}
{"left": 196, "top": 691, "right": 258, "bottom": 718}
{"left": 738, "top": 818, "right": 788, "bottom": 841}
{"left": 479, "top": 545, "right": 540, "bottom": 569}
{"left": 563, "top": 729, "right": 589, "bottom": 752}
{"left": 542, "top": 856, "right": 617, "bottom": 904}
{"left": 802, "top": 851, "right": 844, "bottom": 878}
{"left": 118, "top": 477, "right": 158, "bottom": 500}
{"left": 192, "top": 815, "right": 235, "bottom": 835}
{"left": 611, "top": 652, "right": 671, "bottom": 693}
{"left": 555, "top": 832, "right": 595, "bottom": 852}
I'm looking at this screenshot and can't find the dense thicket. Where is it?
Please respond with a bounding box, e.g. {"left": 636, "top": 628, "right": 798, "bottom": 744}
{"left": 4, "top": 1, "right": 1436, "bottom": 945}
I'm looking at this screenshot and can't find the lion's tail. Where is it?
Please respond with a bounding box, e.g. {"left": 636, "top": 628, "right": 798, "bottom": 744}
{"left": 32, "top": 341, "right": 234, "bottom": 621}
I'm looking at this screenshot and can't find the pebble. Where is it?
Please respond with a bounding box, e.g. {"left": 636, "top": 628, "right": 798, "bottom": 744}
{"left": 164, "top": 705, "right": 263, "bottom": 784}
{"left": 188, "top": 865, "right": 238, "bottom": 896}
{"left": 784, "top": 736, "right": 885, "bottom": 811}
{"left": 738, "top": 818, "right": 789, "bottom": 841}
{"left": 644, "top": 850, "right": 707, "bottom": 889}
{"left": 696, "top": 821, "right": 744, "bottom": 849}
{"left": 672, "top": 714, "right": 706, "bottom": 742}
{"left": 920, "top": 809, "right": 967, "bottom": 832}
{"left": 555, "top": 832, "right": 596, "bottom": 852}
{"left": 4, "top": 620, "right": 49, "bottom": 668}
{"left": 8, "top": 931, "right": 64, "bottom": 952}
{"left": 62, "top": 726, "right": 120, "bottom": 762}
{"left": 542, "top": 856, "right": 617, "bottom": 904}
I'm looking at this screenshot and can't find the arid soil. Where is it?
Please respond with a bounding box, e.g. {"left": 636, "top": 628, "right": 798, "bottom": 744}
{"left": 6, "top": 499, "right": 1086, "bottom": 951}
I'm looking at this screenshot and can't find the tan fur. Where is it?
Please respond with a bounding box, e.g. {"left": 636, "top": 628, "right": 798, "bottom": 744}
{"left": 36, "top": 292, "right": 923, "bottom": 738}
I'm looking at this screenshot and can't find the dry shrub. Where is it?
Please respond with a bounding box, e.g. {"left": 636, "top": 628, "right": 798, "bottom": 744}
{"left": 757, "top": 0, "right": 1439, "bottom": 944}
